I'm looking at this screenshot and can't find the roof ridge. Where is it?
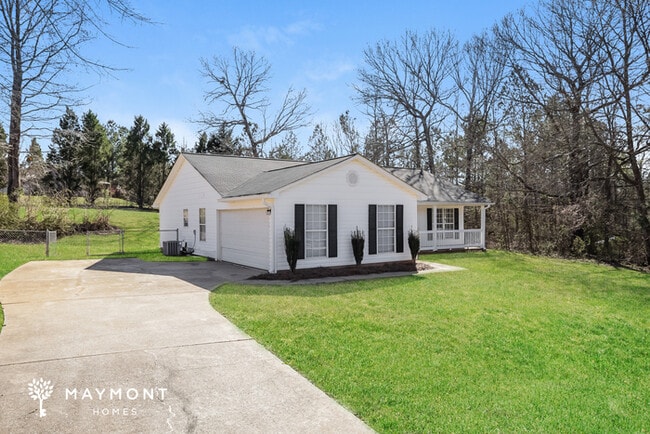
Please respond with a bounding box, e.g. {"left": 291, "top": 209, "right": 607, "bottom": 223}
{"left": 182, "top": 152, "right": 303, "bottom": 164}
{"left": 261, "top": 154, "right": 355, "bottom": 174}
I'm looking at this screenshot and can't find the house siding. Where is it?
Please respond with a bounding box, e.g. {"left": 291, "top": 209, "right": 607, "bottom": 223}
{"left": 272, "top": 160, "right": 417, "bottom": 271}
{"left": 158, "top": 161, "right": 220, "bottom": 258}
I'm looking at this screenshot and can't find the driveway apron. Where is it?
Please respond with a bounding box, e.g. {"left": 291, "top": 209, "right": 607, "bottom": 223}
{"left": 0, "top": 259, "right": 373, "bottom": 433}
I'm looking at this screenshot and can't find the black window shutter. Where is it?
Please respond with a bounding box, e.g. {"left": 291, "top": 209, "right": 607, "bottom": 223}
{"left": 426, "top": 208, "right": 433, "bottom": 231}
{"left": 396, "top": 204, "right": 404, "bottom": 253}
{"left": 295, "top": 204, "right": 305, "bottom": 259}
{"left": 368, "top": 204, "right": 377, "bottom": 255}
{"left": 328, "top": 204, "right": 337, "bottom": 258}
{"left": 454, "top": 208, "right": 460, "bottom": 230}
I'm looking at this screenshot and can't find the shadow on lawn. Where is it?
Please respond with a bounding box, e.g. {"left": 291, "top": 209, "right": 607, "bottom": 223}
{"left": 213, "top": 274, "right": 428, "bottom": 298}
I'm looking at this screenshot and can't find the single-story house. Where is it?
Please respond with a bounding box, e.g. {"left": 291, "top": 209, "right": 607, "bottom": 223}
{"left": 153, "top": 153, "right": 490, "bottom": 273}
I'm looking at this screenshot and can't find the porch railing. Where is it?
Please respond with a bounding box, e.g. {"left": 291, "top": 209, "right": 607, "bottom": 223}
{"left": 419, "top": 229, "right": 483, "bottom": 250}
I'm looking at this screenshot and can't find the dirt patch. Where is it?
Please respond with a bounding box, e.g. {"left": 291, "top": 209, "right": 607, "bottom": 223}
{"left": 250, "top": 261, "right": 434, "bottom": 281}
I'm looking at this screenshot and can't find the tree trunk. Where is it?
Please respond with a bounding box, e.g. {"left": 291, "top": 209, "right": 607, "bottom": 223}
{"left": 7, "top": 4, "right": 22, "bottom": 202}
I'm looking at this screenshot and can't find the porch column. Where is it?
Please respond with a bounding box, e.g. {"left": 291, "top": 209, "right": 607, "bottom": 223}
{"left": 433, "top": 206, "right": 437, "bottom": 250}
{"left": 480, "top": 205, "right": 486, "bottom": 249}
{"left": 459, "top": 206, "right": 465, "bottom": 245}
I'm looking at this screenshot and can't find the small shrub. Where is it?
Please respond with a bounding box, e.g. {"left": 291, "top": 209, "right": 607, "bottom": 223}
{"left": 571, "top": 235, "right": 586, "bottom": 257}
{"left": 74, "top": 210, "right": 114, "bottom": 233}
{"left": 284, "top": 226, "right": 299, "bottom": 273}
{"left": 351, "top": 227, "right": 365, "bottom": 266}
{"left": 408, "top": 229, "right": 420, "bottom": 262}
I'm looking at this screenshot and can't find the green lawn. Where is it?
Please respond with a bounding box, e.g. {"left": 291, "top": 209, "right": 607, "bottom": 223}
{"left": 0, "top": 206, "right": 205, "bottom": 334}
{"left": 210, "top": 251, "right": 650, "bottom": 433}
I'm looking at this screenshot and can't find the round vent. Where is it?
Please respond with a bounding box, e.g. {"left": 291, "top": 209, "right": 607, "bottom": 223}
{"left": 346, "top": 170, "right": 359, "bottom": 186}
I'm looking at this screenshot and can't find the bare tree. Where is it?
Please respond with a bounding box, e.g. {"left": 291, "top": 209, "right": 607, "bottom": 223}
{"left": 451, "top": 32, "right": 507, "bottom": 192}
{"left": 588, "top": 0, "right": 650, "bottom": 263}
{"left": 356, "top": 29, "right": 458, "bottom": 172}
{"left": 0, "top": 0, "right": 148, "bottom": 201}
{"left": 200, "top": 47, "right": 311, "bottom": 157}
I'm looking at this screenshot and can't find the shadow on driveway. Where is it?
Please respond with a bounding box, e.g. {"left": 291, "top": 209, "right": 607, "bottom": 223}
{"left": 86, "top": 258, "right": 260, "bottom": 290}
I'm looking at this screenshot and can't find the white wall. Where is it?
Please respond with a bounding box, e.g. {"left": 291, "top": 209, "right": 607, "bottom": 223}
{"left": 272, "top": 159, "right": 418, "bottom": 271}
{"left": 158, "top": 161, "right": 221, "bottom": 258}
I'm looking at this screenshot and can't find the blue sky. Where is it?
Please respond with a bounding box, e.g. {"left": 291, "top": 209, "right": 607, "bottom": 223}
{"left": 78, "top": 0, "right": 530, "bottom": 150}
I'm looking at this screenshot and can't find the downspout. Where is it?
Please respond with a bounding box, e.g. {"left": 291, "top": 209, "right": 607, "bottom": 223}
{"left": 263, "top": 198, "right": 276, "bottom": 273}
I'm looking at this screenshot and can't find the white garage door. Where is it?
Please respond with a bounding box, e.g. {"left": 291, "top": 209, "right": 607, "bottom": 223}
{"left": 220, "top": 209, "right": 269, "bottom": 270}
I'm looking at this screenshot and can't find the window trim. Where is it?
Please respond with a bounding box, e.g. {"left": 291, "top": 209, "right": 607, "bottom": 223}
{"left": 198, "top": 208, "right": 206, "bottom": 242}
{"left": 377, "top": 204, "right": 396, "bottom": 254}
{"left": 304, "top": 204, "right": 328, "bottom": 259}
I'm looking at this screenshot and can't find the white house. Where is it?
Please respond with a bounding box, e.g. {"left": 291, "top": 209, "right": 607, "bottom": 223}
{"left": 153, "top": 153, "right": 490, "bottom": 273}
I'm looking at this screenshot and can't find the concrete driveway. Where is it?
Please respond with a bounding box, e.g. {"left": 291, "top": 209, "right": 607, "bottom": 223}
{"left": 0, "top": 259, "right": 372, "bottom": 433}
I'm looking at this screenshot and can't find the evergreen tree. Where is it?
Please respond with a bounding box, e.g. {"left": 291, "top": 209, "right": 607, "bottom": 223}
{"left": 193, "top": 123, "right": 238, "bottom": 155}
{"left": 268, "top": 131, "right": 303, "bottom": 160}
{"left": 123, "top": 115, "right": 156, "bottom": 208}
{"left": 45, "top": 107, "right": 82, "bottom": 203}
{"left": 303, "top": 123, "right": 336, "bottom": 162}
{"left": 104, "top": 120, "right": 128, "bottom": 194}
{"left": 21, "top": 138, "right": 46, "bottom": 195}
{"left": 79, "top": 110, "right": 110, "bottom": 205}
{"left": 153, "top": 122, "right": 178, "bottom": 190}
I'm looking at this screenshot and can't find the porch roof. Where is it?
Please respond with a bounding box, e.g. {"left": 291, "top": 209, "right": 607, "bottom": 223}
{"left": 386, "top": 168, "right": 491, "bottom": 204}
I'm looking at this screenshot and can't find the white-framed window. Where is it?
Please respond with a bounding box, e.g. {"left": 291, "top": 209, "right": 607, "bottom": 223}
{"left": 199, "top": 208, "right": 206, "bottom": 241}
{"left": 377, "top": 205, "right": 395, "bottom": 253}
{"left": 437, "top": 208, "right": 458, "bottom": 239}
{"left": 305, "top": 204, "right": 327, "bottom": 258}
{"left": 182, "top": 209, "right": 188, "bottom": 227}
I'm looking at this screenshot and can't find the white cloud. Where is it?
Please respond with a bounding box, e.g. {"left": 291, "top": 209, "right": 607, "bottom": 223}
{"left": 304, "top": 58, "right": 355, "bottom": 82}
{"left": 227, "top": 19, "right": 320, "bottom": 51}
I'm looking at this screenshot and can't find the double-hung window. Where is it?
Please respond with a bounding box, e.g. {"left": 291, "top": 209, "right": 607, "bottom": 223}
{"left": 199, "top": 208, "right": 206, "bottom": 241}
{"left": 305, "top": 204, "right": 327, "bottom": 258}
{"left": 183, "top": 209, "right": 189, "bottom": 227}
{"left": 377, "top": 205, "right": 395, "bottom": 253}
{"left": 437, "top": 208, "right": 458, "bottom": 239}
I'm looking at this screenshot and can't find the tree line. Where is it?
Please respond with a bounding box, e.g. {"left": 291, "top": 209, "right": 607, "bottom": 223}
{"left": 0, "top": 110, "right": 178, "bottom": 208}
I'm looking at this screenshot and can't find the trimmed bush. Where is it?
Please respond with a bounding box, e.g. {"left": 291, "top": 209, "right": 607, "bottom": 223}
{"left": 284, "top": 226, "right": 299, "bottom": 273}
{"left": 408, "top": 229, "right": 420, "bottom": 263}
{"left": 351, "top": 227, "right": 365, "bottom": 266}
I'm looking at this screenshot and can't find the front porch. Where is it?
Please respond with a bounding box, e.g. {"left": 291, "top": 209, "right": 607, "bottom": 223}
{"left": 417, "top": 204, "right": 488, "bottom": 251}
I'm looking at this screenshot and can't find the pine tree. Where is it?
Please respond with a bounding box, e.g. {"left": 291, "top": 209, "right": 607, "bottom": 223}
{"left": 21, "top": 138, "right": 46, "bottom": 195}
{"left": 79, "top": 110, "right": 110, "bottom": 205}
{"left": 123, "top": 116, "right": 156, "bottom": 208}
{"left": 303, "top": 123, "right": 336, "bottom": 162}
{"left": 268, "top": 131, "right": 303, "bottom": 160}
{"left": 104, "top": 120, "right": 128, "bottom": 194}
{"left": 45, "top": 107, "right": 82, "bottom": 203}
{"left": 153, "top": 123, "right": 177, "bottom": 190}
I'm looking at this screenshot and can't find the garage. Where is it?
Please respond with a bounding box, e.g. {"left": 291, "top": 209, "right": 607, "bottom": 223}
{"left": 219, "top": 209, "right": 270, "bottom": 270}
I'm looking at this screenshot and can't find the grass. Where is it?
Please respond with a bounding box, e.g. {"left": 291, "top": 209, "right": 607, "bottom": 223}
{"left": 0, "top": 206, "right": 205, "bottom": 334}
{"left": 210, "top": 251, "right": 650, "bottom": 433}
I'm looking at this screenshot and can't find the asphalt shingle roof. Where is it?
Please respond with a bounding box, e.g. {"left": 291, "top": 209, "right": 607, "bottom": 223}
{"left": 386, "top": 168, "right": 490, "bottom": 204}
{"left": 223, "top": 155, "right": 354, "bottom": 197}
{"left": 182, "top": 153, "right": 302, "bottom": 196}
{"left": 181, "top": 153, "right": 489, "bottom": 203}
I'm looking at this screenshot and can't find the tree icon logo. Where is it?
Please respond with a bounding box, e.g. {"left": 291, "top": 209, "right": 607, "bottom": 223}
{"left": 27, "top": 378, "right": 54, "bottom": 417}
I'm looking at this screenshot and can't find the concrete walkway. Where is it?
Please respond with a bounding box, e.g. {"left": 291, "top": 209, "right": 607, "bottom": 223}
{"left": 0, "top": 259, "right": 373, "bottom": 433}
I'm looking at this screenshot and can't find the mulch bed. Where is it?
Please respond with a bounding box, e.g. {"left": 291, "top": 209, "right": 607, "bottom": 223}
{"left": 249, "top": 260, "right": 434, "bottom": 281}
